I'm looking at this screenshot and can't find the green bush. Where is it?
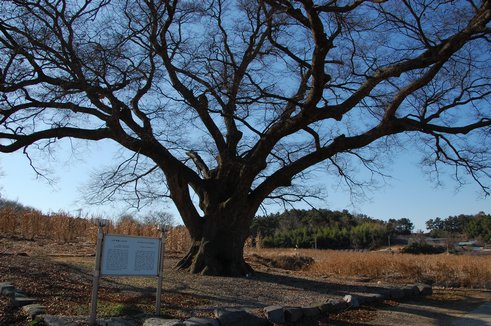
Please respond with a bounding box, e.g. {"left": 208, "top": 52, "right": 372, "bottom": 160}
{"left": 252, "top": 209, "right": 392, "bottom": 250}
{"left": 350, "top": 222, "right": 387, "bottom": 249}
{"left": 400, "top": 242, "right": 445, "bottom": 254}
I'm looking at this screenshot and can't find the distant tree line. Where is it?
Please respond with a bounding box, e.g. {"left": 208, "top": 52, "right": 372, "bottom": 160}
{"left": 251, "top": 209, "right": 413, "bottom": 250}
{"left": 426, "top": 211, "right": 491, "bottom": 244}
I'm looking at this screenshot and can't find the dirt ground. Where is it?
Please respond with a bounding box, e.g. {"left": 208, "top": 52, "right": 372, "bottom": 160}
{"left": 1, "top": 237, "right": 491, "bottom": 325}
{"left": 357, "top": 289, "right": 491, "bottom": 325}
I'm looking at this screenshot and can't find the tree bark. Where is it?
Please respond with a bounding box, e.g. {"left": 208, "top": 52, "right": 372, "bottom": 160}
{"left": 175, "top": 209, "right": 254, "bottom": 276}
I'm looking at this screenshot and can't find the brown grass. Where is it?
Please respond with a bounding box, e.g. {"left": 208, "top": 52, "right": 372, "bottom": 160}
{"left": 0, "top": 208, "right": 192, "bottom": 252}
{"left": 247, "top": 248, "right": 491, "bottom": 289}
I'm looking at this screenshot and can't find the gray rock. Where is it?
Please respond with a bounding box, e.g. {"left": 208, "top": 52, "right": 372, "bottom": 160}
{"left": 319, "top": 303, "right": 332, "bottom": 314}
{"left": 403, "top": 285, "right": 419, "bottom": 297}
{"left": 343, "top": 295, "right": 360, "bottom": 308}
{"left": 284, "top": 307, "right": 304, "bottom": 323}
{"left": 375, "top": 289, "right": 390, "bottom": 300}
{"left": 354, "top": 293, "right": 378, "bottom": 304}
{"left": 14, "top": 290, "right": 28, "bottom": 297}
{"left": 302, "top": 306, "right": 321, "bottom": 317}
{"left": 263, "top": 305, "right": 285, "bottom": 324}
{"left": 320, "top": 299, "right": 348, "bottom": 313}
{"left": 215, "top": 308, "right": 243, "bottom": 318}
{"left": 22, "top": 304, "right": 46, "bottom": 318}
{"left": 389, "top": 288, "right": 405, "bottom": 300}
{"left": 417, "top": 284, "right": 433, "bottom": 296}
{"left": 38, "top": 315, "right": 82, "bottom": 326}
{"left": 12, "top": 295, "right": 37, "bottom": 307}
{"left": 365, "top": 293, "right": 386, "bottom": 303}
{"left": 105, "top": 317, "right": 139, "bottom": 326}
{"left": 374, "top": 291, "right": 389, "bottom": 301}
{"left": 106, "top": 319, "right": 125, "bottom": 326}
{"left": 143, "top": 318, "right": 184, "bottom": 326}
{"left": 182, "top": 321, "right": 201, "bottom": 326}
{"left": 0, "top": 282, "right": 14, "bottom": 296}
{"left": 184, "top": 317, "right": 219, "bottom": 326}
{"left": 215, "top": 308, "right": 268, "bottom": 326}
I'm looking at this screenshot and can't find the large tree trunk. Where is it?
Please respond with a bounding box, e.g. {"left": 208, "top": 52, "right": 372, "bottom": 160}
{"left": 175, "top": 210, "right": 254, "bottom": 276}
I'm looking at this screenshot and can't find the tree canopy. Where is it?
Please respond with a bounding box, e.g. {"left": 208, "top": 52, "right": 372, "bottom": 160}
{"left": 426, "top": 211, "right": 491, "bottom": 241}
{"left": 252, "top": 209, "right": 408, "bottom": 249}
{"left": 1, "top": 0, "right": 490, "bottom": 276}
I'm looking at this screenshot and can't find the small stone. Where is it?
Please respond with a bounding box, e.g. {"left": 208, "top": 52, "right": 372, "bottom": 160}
{"left": 0, "top": 283, "right": 14, "bottom": 297}
{"left": 389, "top": 288, "right": 405, "bottom": 300}
{"left": 319, "top": 303, "right": 331, "bottom": 314}
{"left": 302, "top": 306, "right": 321, "bottom": 317}
{"left": 343, "top": 295, "right": 360, "bottom": 308}
{"left": 105, "top": 318, "right": 136, "bottom": 326}
{"left": 14, "top": 290, "right": 28, "bottom": 298}
{"left": 403, "top": 285, "right": 419, "bottom": 297}
{"left": 322, "top": 298, "right": 348, "bottom": 313}
{"left": 38, "top": 315, "right": 81, "bottom": 326}
{"left": 367, "top": 293, "right": 386, "bottom": 302}
{"left": 0, "top": 282, "right": 13, "bottom": 291}
{"left": 263, "top": 305, "right": 285, "bottom": 324}
{"left": 417, "top": 284, "right": 433, "bottom": 296}
{"left": 22, "top": 304, "right": 46, "bottom": 319}
{"left": 215, "top": 308, "right": 268, "bottom": 326}
{"left": 143, "top": 318, "right": 184, "bottom": 326}
{"left": 355, "top": 293, "right": 378, "bottom": 304}
{"left": 215, "top": 308, "right": 242, "bottom": 317}
{"left": 12, "top": 296, "right": 37, "bottom": 307}
{"left": 284, "top": 307, "right": 304, "bottom": 322}
{"left": 184, "top": 317, "right": 219, "bottom": 326}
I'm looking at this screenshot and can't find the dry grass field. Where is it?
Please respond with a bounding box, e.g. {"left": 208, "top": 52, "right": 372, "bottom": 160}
{"left": 249, "top": 248, "right": 491, "bottom": 289}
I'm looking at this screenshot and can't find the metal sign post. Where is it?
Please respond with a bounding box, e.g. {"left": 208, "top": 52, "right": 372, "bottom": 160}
{"left": 155, "top": 225, "right": 166, "bottom": 316}
{"left": 89, "top": 219, "right": 108, "bottom": 325}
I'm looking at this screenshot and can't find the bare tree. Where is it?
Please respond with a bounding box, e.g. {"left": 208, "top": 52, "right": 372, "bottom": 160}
{"left": 1, "top": 0, "right": 490, "bottom": 276}
{"left": 142, "top": 210, "right": 175, "bottom": 229}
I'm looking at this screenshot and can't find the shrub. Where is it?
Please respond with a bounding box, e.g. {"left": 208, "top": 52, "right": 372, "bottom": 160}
{"left": 270, "top": 255, "right": 315, "bottom": 270}
{"left": 250, "top": 254, "right": 315, "bottom": 271}
{"left": 400, "top": 242, "right": 445, "bottom": 254}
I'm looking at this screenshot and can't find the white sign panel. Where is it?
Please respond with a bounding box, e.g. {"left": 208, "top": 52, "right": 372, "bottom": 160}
{"left": 101, "top": 234, "right": 161, "bottom": 276}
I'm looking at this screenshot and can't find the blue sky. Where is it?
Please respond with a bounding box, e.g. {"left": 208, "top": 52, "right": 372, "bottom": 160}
{"left": 1, "top": 139, "right": 489, "bottom": 232}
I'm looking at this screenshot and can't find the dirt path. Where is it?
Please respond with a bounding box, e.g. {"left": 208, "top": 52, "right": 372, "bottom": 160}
{"left": 362, "top": 289, "right": 491, "bottom": 326}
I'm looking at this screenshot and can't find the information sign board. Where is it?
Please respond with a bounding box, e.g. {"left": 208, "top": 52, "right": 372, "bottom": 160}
{"left": 101, "top": 234, "right": 160, "bottom": 276}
